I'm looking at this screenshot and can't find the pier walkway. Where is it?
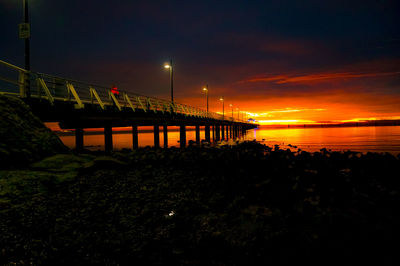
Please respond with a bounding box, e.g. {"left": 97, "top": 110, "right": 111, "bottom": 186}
{"left": 0, "top": 60, "right": 258, "bottom": 151}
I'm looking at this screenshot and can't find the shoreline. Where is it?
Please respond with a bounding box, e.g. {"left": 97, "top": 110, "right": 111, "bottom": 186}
{"left": 1, "top": 141, "right": 399, "bottom": 264}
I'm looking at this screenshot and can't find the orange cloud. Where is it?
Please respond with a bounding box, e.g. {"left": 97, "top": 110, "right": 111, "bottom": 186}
{"left": 246, "top": 71, "right": 400, "bottom": 84}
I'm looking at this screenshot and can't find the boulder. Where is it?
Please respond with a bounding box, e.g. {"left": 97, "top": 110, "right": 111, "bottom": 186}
{"left": 0, "top": 94, "right": 68, "bottom": 167}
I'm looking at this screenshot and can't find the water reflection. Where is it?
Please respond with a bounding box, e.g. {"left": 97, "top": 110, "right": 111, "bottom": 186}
{"left": 250, "top": 126, "right": 400, "bottom": 154}
{"left": 57, "top": 126, "right": 400, "bottom": 154}
{"left": 59, "top": 127, "right": 211, "bottom": 150}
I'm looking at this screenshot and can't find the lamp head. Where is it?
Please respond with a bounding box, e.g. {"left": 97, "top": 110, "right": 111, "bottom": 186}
{"left": 164, "top": 64, "right": 171, "bottom": 69}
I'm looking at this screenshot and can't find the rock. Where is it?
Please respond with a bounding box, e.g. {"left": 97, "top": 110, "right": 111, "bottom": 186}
{"left": 0, "top": 95, "right": 68, "bottom": 168}
{"left": 82, "top": 156, "right": 128, "bottom": 171}
{"left": 31, "top": 154, "right": 94, "bottom": 172}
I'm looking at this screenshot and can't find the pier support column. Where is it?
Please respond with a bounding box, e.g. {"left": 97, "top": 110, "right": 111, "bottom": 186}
{"left": 163, "top": 125, "right": 168, "bottom": 148}
{"left": 105, "top": 126, "right": 113, "bottom": 153}
{"left": 221, "top": 125, "right": 225, "bottom": 140}
{"left": 215, "top": 125, "right": 220, "bottom": 141}
{"left": 195, "top": 125, "right": 200, "bottom": 144}
{"left": 205, "top": 125, "right": 211, "bottom": 143}
{"left": 180, "top": 125, "right": 186, "bottom": 148}
{"left": 154, "top": 125, "right": 160, "bottom": 148}
{"left": 132, "top": 125, "right": 139, "bottom": 149}
{"left": 75, "top": 127, "right": 84, "bottom": 152}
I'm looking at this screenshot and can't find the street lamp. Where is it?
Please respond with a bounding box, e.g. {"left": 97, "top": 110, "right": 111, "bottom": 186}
{"left": 164, "top": 59, "right": 173, "bottom": 103}
{"left": 220, "top": 97, "right": 224, "bottom": 120}
{"left": 229, "top": 104, "right": 233, "bottom": 121}
{"left": 202, "top": 85, "right": 209, "bottom": 114}
{"left": 20, "top": 0, "right": 31, "bottom": 98}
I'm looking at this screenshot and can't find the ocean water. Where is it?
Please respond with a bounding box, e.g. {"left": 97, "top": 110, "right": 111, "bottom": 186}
{"left": 252, "top": 126, "right": 400, "bottom": 154}
{"left": 57, "top": 126, "right": 400, "bottom": 154}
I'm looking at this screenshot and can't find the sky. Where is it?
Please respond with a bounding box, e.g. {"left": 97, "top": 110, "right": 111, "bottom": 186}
{"left": 1, "top": 0, "right": 400, "bottom": 124}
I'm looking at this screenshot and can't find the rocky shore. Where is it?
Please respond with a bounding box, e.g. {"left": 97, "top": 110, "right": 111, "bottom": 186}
{"left": 1, "top": 142, "right": 399, "bottom": 265}
{"left": 1, "top": 95, "right": 399, "bottom": 265}
{"left": 0, "top": 95, "right": 68, "bottom": 168}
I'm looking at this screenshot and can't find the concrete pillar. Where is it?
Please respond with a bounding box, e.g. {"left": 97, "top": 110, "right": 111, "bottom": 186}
{"left": 75, "top": 127, "right": 84, "bottom": 152}
{"left": 163, "top": 125, "right": 168, "bottom": 148}
{"left": 195, "top": 125, "right": 200, "bottom": 144}
{"left": 226, "top": 126, "right": 229, "bottom": 139}
{"left": 215, "top": 125, "right": 220, "bottom": 141}
{"left": 180, "top": 125, "right": 186, "bottom": 148}
{"left": 205, "top": 125, "right": 211, "bottom": 143}
{"left": 212, "top": 125, "right": 215, "bottom": 141}
{"left": 234, "top": 125, "right": 238, "bottom": 139}
{"left": 132, "top": 125, "right": 139, "bottom": 149}
{"left": 154, "top": 125, "right": 160, "bottom": 148}
{"left": 105, "top": 126, "right": 113, "bottom": 153}
{"left": 221, "top": 125, "right": 225, "bottom": 140}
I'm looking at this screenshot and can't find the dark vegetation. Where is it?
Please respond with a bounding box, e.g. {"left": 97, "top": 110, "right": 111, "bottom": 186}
{"left": 0, "top": 95, "right": 68, "bottom": 168}
{"left": 1, "top": 142, "right": 399, "bottom": 265}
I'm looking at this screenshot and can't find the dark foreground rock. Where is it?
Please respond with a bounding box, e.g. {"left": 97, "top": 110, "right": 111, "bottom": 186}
{"left": 0, "top": 95, "right": 68, "bottom": 167}
{"left": 1, "top": 142, "right": 400, "bottom": 265}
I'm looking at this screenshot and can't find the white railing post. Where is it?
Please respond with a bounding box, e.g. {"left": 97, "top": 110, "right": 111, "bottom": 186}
{"left": 36, "top": 77, "right": 54, "bottom": 104}
{"left": 123, "top": 93, "right": 135, "bottom": 111}
{"left": 66, "top": 82, "right": 84, "bottom": 109}
{"left": 108, "top": 90, "right": 122, "bottom": 111}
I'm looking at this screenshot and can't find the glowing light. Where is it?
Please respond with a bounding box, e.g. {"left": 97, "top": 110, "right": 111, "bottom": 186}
{"left": 203, "top": 87, "right": 208, "bottom": 91}
{"left": 164, "top": 64, "right": 171, "bottom": 69}
{"left": 258, "top": 119, "right": 315, "bottom": 125}
{"left": 220, "top": 97, "right": 224, "bottom": 101}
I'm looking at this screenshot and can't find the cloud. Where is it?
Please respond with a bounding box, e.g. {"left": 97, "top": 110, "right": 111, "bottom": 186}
{"left": 245, "top": 71, "right": 400, "bottom": 84}
{"left": 218, "top": 33, "right": 324, "bottom": 57}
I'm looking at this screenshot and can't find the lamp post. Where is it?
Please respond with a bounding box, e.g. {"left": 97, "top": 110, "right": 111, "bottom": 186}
{"left": 236, "top": 108, "right": 239, "bottom": 120}
{"left": 21, "top": 0, "right": 30, "bottom": 98}
{"left": 202, "top": 85, "right": 209, "bottom": 115}
{"left": 229, "top": 104, "right": 233, "bottom": 121}
{"left": 164, "top": 59, "right": 173, "bottom": 103}
{"left": 220, "top": 97, "right": 224, "bottom": 120}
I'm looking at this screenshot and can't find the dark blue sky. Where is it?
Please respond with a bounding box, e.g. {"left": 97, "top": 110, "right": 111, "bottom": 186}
{"left": 1, "top": 0, "right": 399, "bottom": 122}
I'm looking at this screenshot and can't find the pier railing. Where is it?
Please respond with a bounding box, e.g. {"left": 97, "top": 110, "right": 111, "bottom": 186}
{"left": 0, "top": 60, "right": 247, "bottom": 123}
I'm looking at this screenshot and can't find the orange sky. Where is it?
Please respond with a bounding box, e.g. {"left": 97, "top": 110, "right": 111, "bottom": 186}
{"left": 176, "top": 59, "right": 400, "bottom": 125}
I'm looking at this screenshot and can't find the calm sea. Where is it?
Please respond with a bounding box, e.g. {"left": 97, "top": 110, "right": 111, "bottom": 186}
{"left": 57, "top": 126, "right": 400, "bottom": 155}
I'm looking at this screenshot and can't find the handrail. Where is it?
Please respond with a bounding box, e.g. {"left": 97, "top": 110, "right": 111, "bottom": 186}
{"left": 0, "top": 59, "right": 252, "bottom": 123}
{"left": 0, "top": 60, "right": 27, "bottom": 73}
